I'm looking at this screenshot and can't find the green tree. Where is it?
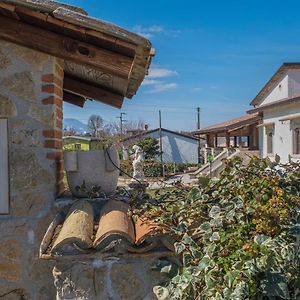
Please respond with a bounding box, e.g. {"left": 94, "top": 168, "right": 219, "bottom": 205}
{"left": 136, "top": 137, "right": 160, "bottom": 160}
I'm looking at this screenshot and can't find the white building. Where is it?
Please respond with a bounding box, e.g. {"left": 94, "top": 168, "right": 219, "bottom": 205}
{"left": 123, "top": 128, "right": 202, "bottom": 163}
{"left": 248, "top": 63, "right": 300, "bottom": 163}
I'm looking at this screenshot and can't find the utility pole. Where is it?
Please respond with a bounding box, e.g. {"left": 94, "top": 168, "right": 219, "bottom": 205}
{"left": 197, "top": 107, "right": 201, "bottom": 164}
{"left": 117, "top": 112, "right": 127, "bottom": 136}
{"left": 159, "top": 110, "right": 164, "bottom": 177}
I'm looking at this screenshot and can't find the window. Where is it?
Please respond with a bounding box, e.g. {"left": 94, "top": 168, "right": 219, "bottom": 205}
{"left": 74, "top": 143, "right": 81, "bottom": 150}
{"left": 266, "top": 126, "right": 274, "bottom": 154}
{"left": 0, "top": 119, "right": 9, "bottom": 214}
{"left": 293, "top": 128, "right": 300, "bottom": 154}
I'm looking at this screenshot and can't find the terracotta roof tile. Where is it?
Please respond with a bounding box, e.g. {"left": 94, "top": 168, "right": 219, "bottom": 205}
{"left": 42, "top": 199, "right": 175, "bottom": 257}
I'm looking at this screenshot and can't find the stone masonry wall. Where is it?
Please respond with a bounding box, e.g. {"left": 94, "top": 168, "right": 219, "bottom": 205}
{"left": 52, "top": 256, "right": 173, "bottom": 300}
{"left": 0, "top": 40, "right": 63, "bottom": 299}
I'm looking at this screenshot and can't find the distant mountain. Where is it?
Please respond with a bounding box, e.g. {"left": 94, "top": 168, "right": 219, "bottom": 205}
{"left": 63, "top": 118, "right": 88, "bottom": 134}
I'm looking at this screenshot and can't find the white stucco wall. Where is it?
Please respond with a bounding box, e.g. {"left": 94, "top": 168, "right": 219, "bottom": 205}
{"left": 144, "top": 130, "right": 198, "bottom": 163}
{"left": 261, "top": 103, "right": 300, "bottom": 163}
{"left": 261, "top": 75, "right": 289, "bottom": 106}
{"left": 260, "top": 70, "right": 300, "bottom": 107}
{"left": 288, "top": 70, "right": 300, "bottom": 97}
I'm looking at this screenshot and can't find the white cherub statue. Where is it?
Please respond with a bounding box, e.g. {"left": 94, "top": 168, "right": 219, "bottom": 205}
{"left": 131, "top": 145, "right": 145, "bottom": 182}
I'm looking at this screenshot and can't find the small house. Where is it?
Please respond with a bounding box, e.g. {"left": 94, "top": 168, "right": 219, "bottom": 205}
{"left": 123, "top": 127, "right": 203, "bottom": 163}
{"left": 248, "top": 63, "right": 300, "bottom": 163}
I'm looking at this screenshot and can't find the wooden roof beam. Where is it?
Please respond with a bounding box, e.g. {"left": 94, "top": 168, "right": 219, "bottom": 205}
{"left": 63, "top": 91, "right": 86, "bottom": 108}
{"left": 64, "top": 76, "right": 124, "bottom": 108}
{"left": 0, "top": 15, "right": 133, "bottom": 79}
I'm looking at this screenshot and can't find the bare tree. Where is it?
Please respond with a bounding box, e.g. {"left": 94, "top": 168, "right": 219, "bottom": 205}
{"left": 63, "top": 126, "right": 77, "bottom": 136}
{"left": 87, "top": 115, "right": 104, "bottom": 138}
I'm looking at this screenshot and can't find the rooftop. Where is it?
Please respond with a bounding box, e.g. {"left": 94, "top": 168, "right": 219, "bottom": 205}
{"left": 122, "top": 127, "right": 201, "bottom": 143}
{"left": 250, "top": 63, "right": 300, "bottom": 107}
{"left": 0, "top": 0, "right": 154, "bottom": 108}
{"left": 248, "top": 94, "right": 300, "bottom": 114}
{"left": 194, "top": 113, "right": 261, "bottom": 135}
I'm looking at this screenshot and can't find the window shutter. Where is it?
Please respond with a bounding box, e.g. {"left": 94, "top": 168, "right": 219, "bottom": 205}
{"left": 0, "top": 119, "right": 9, "bottom": 214}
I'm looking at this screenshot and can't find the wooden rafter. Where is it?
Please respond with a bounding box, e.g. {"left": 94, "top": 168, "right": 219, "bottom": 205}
{"left": 64, "top": 76, "right": 124, "bottom": 108}
{"left": 63, "top": 91, "right": 86, "bottom": 108}
{"left": 0, "top": 15, "right": 133, "bottom": 79}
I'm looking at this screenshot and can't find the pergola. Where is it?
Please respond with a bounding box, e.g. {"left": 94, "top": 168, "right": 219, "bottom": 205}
{"left": 194, "top": 113, "right": 261, "bottom": 150}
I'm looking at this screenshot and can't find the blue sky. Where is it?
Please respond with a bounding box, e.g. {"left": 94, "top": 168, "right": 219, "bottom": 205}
{"left": 63, "top": 0, "right": 300, "bottom": 131}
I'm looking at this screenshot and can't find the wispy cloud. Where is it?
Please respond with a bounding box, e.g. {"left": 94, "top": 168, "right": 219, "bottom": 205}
{"left": 132, "top": 25, "right": 181, "bottom": 39}
{"left": 147, "top": 82, "right": 177, "bottom": 93}
{"left": 148, "top": 67, "right": 178, "bottom": 78}
{"left": 142, "top": 66, "right": 178, "bottom": 93}
{"left": 132, "top": 25, "right": 164, "bottom": 39}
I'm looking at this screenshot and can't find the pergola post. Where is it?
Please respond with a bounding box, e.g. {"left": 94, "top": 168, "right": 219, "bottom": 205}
{"left": 214, "top": 134, "right": 218, "bottom": 148}
{"left": 226, "top": 132, "right": 230, "bottom": 148}
{"left": 234, "top": 136, "right": 237, "bottom": 147}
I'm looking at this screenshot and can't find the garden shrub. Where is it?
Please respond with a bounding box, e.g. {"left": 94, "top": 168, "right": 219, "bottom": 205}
{"left": 137, "top": 157, "right": 300, "bottom": 299}
{"left": 120, "top": 160, "right": 198, "bottom": 178}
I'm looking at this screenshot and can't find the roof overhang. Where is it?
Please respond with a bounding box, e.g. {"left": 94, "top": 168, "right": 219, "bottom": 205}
{"left": 250, "top": 63, "right": 300, "bottom": 107}
{"left": 0, "top": 0, "right": 155, "bottom": 108}
{"left": 248, "top": 95, "right": 300, "bottom": 114}
{"left": 194, "top": 114, "right": 261, "bottom": 135}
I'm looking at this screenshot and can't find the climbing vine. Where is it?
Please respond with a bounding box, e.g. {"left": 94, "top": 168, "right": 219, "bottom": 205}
{"left": 138, "top": 157, "right": 300, "bottom": 299}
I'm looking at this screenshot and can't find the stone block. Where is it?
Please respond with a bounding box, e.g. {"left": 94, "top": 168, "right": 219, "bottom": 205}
{"left": 111, "top": 263, "right": 145, "bottom": 300}
{"left": 0, "top": 240, "right": 21, "bottom": 282}
{"left": 0, "top": 71, "right": 36, "bottom": 100}
{"left": 10, "top": 192, "right": 50, "bottom": 217}
{"left": 0, "top": 95, "right": 17, "bottom": 117}
{"left": 0, "top": 48, "right": 11, "bottom": 69}
{"left": 0, "top": 218, "right": 28, "bottom": 238}
{"left": 11, "top": 128, "right": 41, "bottom": 147}
{"left": 10, "top": 150, "right": 52, "bottom": 191}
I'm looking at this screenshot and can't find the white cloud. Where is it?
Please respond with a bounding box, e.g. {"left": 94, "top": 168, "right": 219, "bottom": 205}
{"left": 142, "top": 78, "right": 160, "bottom": 86}
{"left": 132, "top": 25, "right": 164, "bottom": 39}
{"left": 148, "top": 66, "right": 178, "bottom": 78}
{"left": 142, "top": 65, "right": 178, "bottom": 93}
{"left": 147, "top": 82, "right": 177, "bottom": 93}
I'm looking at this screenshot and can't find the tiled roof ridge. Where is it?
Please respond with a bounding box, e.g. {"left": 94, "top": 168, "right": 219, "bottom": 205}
{"left": 49, "top": 199, "right": 174, "bottom": 256}
{"left": 122, "top": 127, "right": 200, "bottom": 142}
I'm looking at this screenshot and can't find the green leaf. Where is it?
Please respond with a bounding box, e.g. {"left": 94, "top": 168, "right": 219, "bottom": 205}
{"left": 174, "top": 242, "right": 185, "bottom": 254}
{"left": 261, "top": 272, "right": 290, "bottom": 299}
{"left": 198, "top": 255, "right": 211, "bottom": 271}
{"left": 210, "top": 232, "right": 220, "bottom": 242}
{"left": 209, "top": 206, "right": 221, "bottom": 219}
{"left": 153, "top": 286, "right": 170, "bottom": 300}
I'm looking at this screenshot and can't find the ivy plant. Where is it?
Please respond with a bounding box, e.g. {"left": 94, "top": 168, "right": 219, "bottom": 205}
{"left": 136, "top": 157, "right": 300, "bottom": 299}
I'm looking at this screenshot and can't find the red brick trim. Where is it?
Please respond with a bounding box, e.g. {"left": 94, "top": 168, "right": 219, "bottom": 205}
{"left": 44, "top": 139, "right": 62, "bottom": 149}
{"left": 42, "top": 96, "right": 62, "bottom": 106}
{"left": 43, "top": 130, "right": 62, "bottom": 139}
{"left": 42, "top": 74, "right": 63, "bottom": 87}
{"left": 42, "top": 84, "right": 63, "bottom": 98}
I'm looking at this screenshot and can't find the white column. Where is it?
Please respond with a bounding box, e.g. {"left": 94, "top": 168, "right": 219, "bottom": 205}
{"left": 0, "top": 119, "right": 9, "bottom": 214}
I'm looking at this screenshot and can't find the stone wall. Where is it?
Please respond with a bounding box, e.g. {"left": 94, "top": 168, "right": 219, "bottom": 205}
{"left": 52, "top": 256, "right": 173, "bottom": 300}
{"left": 0, "top": 40, "right": 63, "bottom": 299}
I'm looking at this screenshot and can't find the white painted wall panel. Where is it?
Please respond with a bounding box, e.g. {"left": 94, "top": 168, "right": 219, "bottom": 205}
{"left": 288, "top": 70, "right": 300, "bottom": 97}
{"left": 262, "top": 103, "right": 300, "bottom": 163}
{"left": 145, "top": 130, "right": 198, "bottom": 163}
{"left": 260, "top": 75, "right": 289, "bottom": 106}
{"left": 0, "top": 119, "right": 9, "bottom": 214}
